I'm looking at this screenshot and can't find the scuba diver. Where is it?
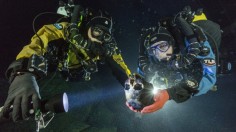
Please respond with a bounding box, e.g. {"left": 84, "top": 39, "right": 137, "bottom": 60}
{"left": 125, "top": 6, "right": 222, "bottom": 113}
{"left": 0, "top": 1, "right": 133, "bottom": 125}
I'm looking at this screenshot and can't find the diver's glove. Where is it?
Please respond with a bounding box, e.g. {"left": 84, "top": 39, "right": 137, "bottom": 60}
{"left": 103, "top": 42, "right": 117, "bottom": 57}
{"left": 0, "top": 72, "right": 41, "bottom": 122}
{"left": 124, "top": 73, "right": 154, "bottom": 112}
{"left": 89, "top": 42, "right": 105, "bottom": 56}
{"left": 168, "top": 54, "right": 190, "bottom": 70}
{"left": 89, "top": 41, "right": 117, "bottom": 57}
{"left": 168, "top": 42, "right": 200, "bottom": 70}
{"left": 140, "top": 89, "right": 169, "bottom": 113}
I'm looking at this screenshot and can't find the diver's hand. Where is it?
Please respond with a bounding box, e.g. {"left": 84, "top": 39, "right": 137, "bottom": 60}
{"left": 0, "top": 73, "right": 41, "bottom": 122}
{"left": 89, "top": 41, "right": 116, "bottom": 57}
{"left": 168, "top": 53, "right": 197, "bottom": 70}
{"left": 103, "top": 42, "right": 117, "bottom": 57}
{"left": 141, "top": 89, "right": 169, "bottom": 114}
{"left": 168, "top": 54, "right": 185, "bottom": 70}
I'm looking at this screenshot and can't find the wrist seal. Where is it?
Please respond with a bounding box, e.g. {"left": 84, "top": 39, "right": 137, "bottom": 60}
{"left": 5, "top": 54, "right": 48, "bottom": 82}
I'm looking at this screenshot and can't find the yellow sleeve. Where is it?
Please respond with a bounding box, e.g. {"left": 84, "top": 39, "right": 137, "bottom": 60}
{"left": 16, "top": 22, "right": 69, "bottom": 60}
{"left": 105, "top": 51, "right": 131, "bottom": 87}
{"left": 112, "top": 53, "right": 131, "bottom": 77}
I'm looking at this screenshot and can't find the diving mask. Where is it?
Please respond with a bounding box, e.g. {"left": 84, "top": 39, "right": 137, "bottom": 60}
{"left": 148, "top": 41, "right": 170, "bottom": 55}
{"left": 91, "top": 26, "right": 112, "bottom": 43}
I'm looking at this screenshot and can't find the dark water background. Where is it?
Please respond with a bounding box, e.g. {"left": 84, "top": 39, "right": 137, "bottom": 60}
{"left": 0, "top": 0, "right": 236, "bottom": 131}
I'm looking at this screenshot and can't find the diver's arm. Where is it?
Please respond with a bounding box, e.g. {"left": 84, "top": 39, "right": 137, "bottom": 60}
{"left": 6, "top": 22, "right": 68, "bottom": 81}
{"left": 106, "top": 49, "right": 131, "bottom": 87}
{"left": 166, "top": 84, "right": 195, "bottom": 103}
{"left": 194, "top": 68, "right": 216, "bottom": 96}
{"left": 1, "top": 22, "right": 68, "bottom": 122}
{"left": 16, "top": 22, "right": 68, "bottom": 59}
{"left": 167, "top": 65, "right": 216, "bottom": 103}
{"left": 194, "top": 40, "right": 217, "bottom": 96}
{"left": 168, "top": 40, "right": 217, "bottom": 102}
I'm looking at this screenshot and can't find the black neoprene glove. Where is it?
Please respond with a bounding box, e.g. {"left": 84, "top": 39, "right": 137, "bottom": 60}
{"left": 168, "top": 54, "right": 195, "bottom": 70}
{"left": 90, "top": 41, "right": 117, "bottom": 57}
{"left": 103, "top": 42, "right": 117, "bottom": 57}
{"left": 0, "top": 73, "right": 41, "bottom": 122}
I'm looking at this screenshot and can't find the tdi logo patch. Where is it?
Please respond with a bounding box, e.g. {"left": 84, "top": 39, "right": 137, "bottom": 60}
{"left": 202, "top": 58, "right": 216, "bottom": 66}
{"left": 53, "top": 23, "right": 63, "bottom": 30}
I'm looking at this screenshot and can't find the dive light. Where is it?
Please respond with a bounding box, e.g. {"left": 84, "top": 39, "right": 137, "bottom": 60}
{"left": 0, "top": 92, "right": 69, "bottom": 114}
